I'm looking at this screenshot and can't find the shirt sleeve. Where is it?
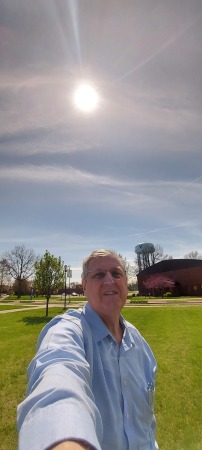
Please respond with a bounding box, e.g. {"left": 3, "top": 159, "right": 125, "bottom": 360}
{"left": 17, "top": 315, "right": 103, "bottom": 450}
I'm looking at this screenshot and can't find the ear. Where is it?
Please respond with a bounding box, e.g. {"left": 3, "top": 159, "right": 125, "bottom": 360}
{"left": 82, "top": 277, "right": 87, "bottom": 291}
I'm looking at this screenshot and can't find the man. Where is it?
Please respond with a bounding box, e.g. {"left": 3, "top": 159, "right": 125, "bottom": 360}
{"left": 17, "top": 249, "right": 158, "bottom": 450}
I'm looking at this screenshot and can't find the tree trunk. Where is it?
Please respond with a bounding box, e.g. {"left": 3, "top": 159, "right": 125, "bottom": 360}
{"left": 45, "top": 296, "right": 49, "bottom": 317}
{"left": 17, "top": 279, "right": 22, "bottom": 298}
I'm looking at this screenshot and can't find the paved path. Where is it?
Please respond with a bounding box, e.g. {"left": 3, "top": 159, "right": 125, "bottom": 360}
{"left": 0, "top": 302, "right": 86, "bottom": 314}
{"left": 1, "top": 299, "right": 202, "bottom": 314}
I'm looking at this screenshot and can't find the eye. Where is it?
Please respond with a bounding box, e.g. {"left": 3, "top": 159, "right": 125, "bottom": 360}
{"left": 111, "top": 270, "right": 123, "bottom": 278}
{"left": 92, "top": 271, "right": 105, "bottom": 279}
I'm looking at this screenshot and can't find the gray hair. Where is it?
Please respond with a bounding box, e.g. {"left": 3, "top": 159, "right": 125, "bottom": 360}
{"left": 82, "top": 249, "right": 127, "bottom": 279}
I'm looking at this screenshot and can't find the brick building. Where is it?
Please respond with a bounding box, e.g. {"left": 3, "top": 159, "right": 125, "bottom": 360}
{"left": 137, "top": 259, "right": 202, "bottom": 296}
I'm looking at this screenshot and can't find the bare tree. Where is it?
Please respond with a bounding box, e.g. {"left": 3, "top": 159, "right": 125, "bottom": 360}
{"left": 13, "top": 278, "right": 32, "bottom": 296}
{"left": 0, "top": 258, "right": 10, "bottom": 294}
{"left": 4, "top": 245, "right": 37, "bottom": 298}
{"left": 152, "top": 244, "right": 173, "bottom": 264}
{"left": 184, "top": 250, "right": 202, "bottom": 259}
{"left": 117, "top": 253, "right": 137, "bottom": 279}
{"left": 134, "top": 243, "right": 172, "bottom": 272}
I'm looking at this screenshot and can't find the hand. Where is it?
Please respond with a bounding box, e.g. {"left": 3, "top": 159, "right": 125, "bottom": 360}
{"left": 50, "top": 441, "right": 91, "bottom": 450}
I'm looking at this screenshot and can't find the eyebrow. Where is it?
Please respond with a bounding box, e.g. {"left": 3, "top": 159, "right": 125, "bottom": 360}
{"left": 90, "top": 266, "right": 123, "bottom": 271}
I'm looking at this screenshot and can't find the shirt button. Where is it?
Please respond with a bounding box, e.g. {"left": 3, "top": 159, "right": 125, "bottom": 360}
{"left": 123, "top": 379, "right": 127, "bottom": 386}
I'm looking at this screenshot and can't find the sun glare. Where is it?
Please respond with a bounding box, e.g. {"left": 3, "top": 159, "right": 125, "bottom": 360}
{"left": 73, "top": 83, "right": 99, "bottom": 113}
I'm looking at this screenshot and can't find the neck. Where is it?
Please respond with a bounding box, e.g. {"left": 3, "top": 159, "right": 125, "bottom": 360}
{"left": 101, "top": 314, "right": 123, "bottom": 346}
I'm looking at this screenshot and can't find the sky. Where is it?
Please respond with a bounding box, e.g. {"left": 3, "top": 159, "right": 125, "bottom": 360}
{"left": 0, "top": 0, "right": 202, "bottom": 282}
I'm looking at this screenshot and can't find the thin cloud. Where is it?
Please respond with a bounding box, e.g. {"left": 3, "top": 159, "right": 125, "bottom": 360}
{"left": 1, "top": 0, "right": 202, "bottom": 278}
{"left": 0, "top": 163, "right": 201, "bottom": 189}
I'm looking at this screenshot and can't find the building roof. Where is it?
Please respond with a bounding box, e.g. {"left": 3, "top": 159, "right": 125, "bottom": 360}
{"left": 137, "top": 259, "right": 202, "bottom": 276}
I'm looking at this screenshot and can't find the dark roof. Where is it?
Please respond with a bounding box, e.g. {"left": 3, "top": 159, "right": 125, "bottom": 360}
{"left": 137, "top": 259, "right": 202, "bottom": 276}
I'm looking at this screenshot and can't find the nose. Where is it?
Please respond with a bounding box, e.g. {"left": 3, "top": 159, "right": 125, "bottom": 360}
{"left": 103, "top": 270, "right": 115, "bottom": 283}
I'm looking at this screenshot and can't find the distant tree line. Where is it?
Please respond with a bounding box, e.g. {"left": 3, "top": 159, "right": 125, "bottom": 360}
{"left": 1, "top": 244, "right": 201, "bottom": 314}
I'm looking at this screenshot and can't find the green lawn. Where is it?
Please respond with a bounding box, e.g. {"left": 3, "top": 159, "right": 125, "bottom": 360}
{"left": 0, "top": 305, "right": 39, "bottom": 311}
{"left": 1, "top": 295, "right": 85, "bottom": 302}
{"left": 0, "top": 306, "right": 201, "bottom": 450}
{"left": 123, "top": 307, "right": 202, "bottom": 450}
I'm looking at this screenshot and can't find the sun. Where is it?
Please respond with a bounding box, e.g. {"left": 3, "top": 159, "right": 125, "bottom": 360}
{"left": 73, "top": 83, "right": 99, "bottom": 113}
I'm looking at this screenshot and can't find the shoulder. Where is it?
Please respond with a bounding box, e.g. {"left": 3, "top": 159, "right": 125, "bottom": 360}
{"left": 36, "top": 308, "right": 91, "bottom": 350}
{"left": 123, "top": 318, "right": 142, "bottom": 340}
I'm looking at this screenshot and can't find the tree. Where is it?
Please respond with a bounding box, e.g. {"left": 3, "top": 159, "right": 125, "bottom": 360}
{"left": 152, "top": 244, "right": 173, "bottom": 264}
{"left": 134, "top": 244, "right": 172, "bottom": 274}
{"left": 184, "top": 250, "right": 202, "bottom": 259}
{"left": 144, "top": 274, "right": 175, "bottom": 297}
{"left": 117, "top": 252, "right": 137, "bottom": 279}
{"left": 34, "top": 251, "right": 65, "bottom": 316}
{"left": 127, "top": 281, "right": 138, "bottom": 291}
{"left": 0, "top": 258, "right": 10, "bottom": 294}
{"left": 4, "top": 245, "right": 37, "bottom": 298}
{"left": 13, "top": 278, "right": 32, "bottom": 296}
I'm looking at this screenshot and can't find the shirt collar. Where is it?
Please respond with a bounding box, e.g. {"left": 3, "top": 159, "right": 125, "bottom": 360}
{"left": 83, "top": 303, "right": 135, "bottom": 349}
{"left": 120, "top": 316, "right": 136, "bottom": 351}
{"left": 83, "top": 303, "right": 111, "bottom": 342}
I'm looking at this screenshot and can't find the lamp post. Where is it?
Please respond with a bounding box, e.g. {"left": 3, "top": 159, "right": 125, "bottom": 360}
{"left": 64, "top": 264, "right": 67, "bottom": 309}
{"left": 67, "top": 265, "right": 71, "bottom": 303}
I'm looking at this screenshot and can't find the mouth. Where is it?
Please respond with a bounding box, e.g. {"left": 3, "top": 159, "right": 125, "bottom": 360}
{"left": 104, "top": 291, "right": 117, "bottom": 296}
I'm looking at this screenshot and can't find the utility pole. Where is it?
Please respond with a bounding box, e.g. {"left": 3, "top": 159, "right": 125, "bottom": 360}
{"left": 64, "top": 265, "right": 67, "bottom": 309}
{"left": 67, "top": 265, "right": 72, "bottom": 303}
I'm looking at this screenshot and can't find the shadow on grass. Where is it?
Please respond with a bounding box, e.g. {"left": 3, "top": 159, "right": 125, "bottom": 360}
{"left": 20, "top": 316, "right": 52, "bottom": 325}
{"left": 19, "top": 308, "right": 71, "bottom": 326}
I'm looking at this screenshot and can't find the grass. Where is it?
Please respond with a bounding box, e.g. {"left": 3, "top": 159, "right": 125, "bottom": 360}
{"left": 0, "top": 306, "right": 201, "bottom": 449}
{"left": 0, "top": 305, "right": 39, "bottom": 311}
{"left": 123, "top": 307, "right": 202, "bottom": 450}
{"left": 0, "top": 307, "right": 64, "bottom": 450}
{"left": 0, "top": 294, "right": 85, "bottom": 303}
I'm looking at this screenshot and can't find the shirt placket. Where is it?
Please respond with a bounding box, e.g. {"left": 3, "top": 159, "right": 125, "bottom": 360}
{"left": 118, "top": 341, "right": 136, "bottom": 449}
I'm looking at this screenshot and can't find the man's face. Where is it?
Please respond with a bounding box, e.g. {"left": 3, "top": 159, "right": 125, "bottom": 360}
{"left": 82, "top": 255, "right": 128, "bottom": 319}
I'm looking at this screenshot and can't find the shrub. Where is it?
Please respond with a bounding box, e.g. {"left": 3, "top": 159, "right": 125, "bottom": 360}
{"left": 163, "top": 292, "right": 172, "bottom": 298}
{"left": 130, "top": 299, "right": 148, "bottom": 304}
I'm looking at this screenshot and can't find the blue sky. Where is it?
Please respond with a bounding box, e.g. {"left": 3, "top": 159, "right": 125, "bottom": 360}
{"left": 0, "top": 0, "right": 202, "bottom": 281}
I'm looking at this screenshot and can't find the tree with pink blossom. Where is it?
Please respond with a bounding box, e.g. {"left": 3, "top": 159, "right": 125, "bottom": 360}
{"left": 144, "top": 274, "right": 175, "bottom": 297}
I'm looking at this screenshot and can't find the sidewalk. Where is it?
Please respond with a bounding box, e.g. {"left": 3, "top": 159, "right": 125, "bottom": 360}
{"left": 0, "top": 301, "right": 86, "bottom": 314}
{"left": 1, "top": 298, "right": 202, "bottom": 314}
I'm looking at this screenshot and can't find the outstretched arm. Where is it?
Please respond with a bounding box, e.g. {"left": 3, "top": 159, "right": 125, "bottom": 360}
{"left": 17, "top": 315, "right": 102, "bottom": 450}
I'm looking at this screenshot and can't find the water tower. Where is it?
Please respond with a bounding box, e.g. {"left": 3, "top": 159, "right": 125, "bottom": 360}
{"left": 135, "top": 243, "right": 155, "bottom": 272}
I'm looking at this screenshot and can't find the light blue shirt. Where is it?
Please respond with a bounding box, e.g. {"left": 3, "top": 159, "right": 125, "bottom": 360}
{"left": 17, "top": 304, "right": 158, "bottom": 450}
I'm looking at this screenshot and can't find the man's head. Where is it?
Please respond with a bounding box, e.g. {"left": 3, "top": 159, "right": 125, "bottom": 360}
{"left": 82, "top": 249, "right": 127, "bottom": 279}
{"left": 82, "top": 249, "right": 128, "bottom": 320}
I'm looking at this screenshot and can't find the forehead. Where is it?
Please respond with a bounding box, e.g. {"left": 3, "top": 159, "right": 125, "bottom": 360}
{"left": 87, "top": 255, "right": 124, "bottom": 271}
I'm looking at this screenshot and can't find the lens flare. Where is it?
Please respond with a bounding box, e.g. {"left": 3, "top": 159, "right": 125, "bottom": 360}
{"left": 73, "top": 84, "right": 99, "bottom": 112}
